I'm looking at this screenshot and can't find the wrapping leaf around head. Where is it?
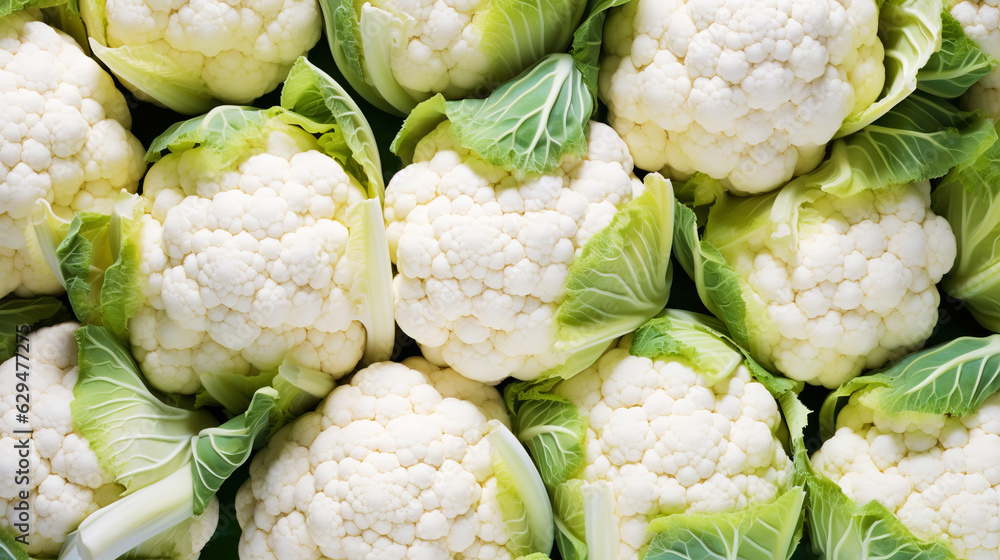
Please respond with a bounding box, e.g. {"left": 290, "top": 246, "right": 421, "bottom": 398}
{"left": 802, "top": 335, "right": 1000, "bottom": 560}
{"left": 319, "top": 0, "right": 588, "bottom": 115}
{"left": 932, "top": 124, "right": 1000, "bottom": 333}
{"left": 505, "top": 310, "right": 806, "bottom": 560}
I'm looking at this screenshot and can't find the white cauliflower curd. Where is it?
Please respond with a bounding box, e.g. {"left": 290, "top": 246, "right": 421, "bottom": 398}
{"left": 703, "top": 180, "right": 957, "bottom": 388}
{"left": 0, "top": 10, "right": 145, "bottom": 299}
{"left": 83, "top": 0, "right": 322, "bottom": 111}
{"left": 235, "top": 358, "right": 552, "bottom": 560}
{"left": 131, "top": 121, "right": 370, "bottom": 395}
{"left": 814, "top": 390, "right": 1000, "bottom": 559}
{"left": 598, "top": 0, "right": 885, "bottom": 193}
{"left": 552, "top": 340, "right": 794, "bottom": 559}
{"left": 325, "top": 0, "right": 586, "bottom": 113}
{"left": 384, "top": 121, "right": 645, "bottom": 384}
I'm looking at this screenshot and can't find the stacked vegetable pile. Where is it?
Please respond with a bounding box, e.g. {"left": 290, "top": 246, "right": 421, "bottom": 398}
{"left": 1, "top": 0, "right": 1000, "bottom": 558}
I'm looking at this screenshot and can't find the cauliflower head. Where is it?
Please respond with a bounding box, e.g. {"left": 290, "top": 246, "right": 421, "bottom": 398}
{"left": 952, "top": 0, "right": 1000, "bottom": 118}
{"left": 598, "top": 0, "right": 884, "bottom": 193}
{"left": 814, "top": 391, "right": 1000, "bottom": 559}
{"left": 384, "top": 121, "right": 645, "bottom": 384}
{"left": 704, "top": 181, "right": 956, "bottom": 388}
{"left": 0, "top": 322, "right": 218, "bottom": 558}
{"left": 329, "top": 0, "right": 586, "bottom": 113}
{"left": 0, "top": 11, "right": 145, "bottom": 299}
{"left": 235, "top": 358, "right": 546, "bottom": 560}
{"left": 88, "top": 0, "right": 321, "bottom": 108}
{"left": 130, "top": 121, "right": 370, "bottom": 395}
{"left": 549, "top": 338, "right": 794, "bottom": 559}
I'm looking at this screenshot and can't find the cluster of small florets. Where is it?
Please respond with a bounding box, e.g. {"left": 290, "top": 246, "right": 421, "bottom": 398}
{"left": 814, "top": 391, "right": 1000, "bottom": 560}
{"left": 384, "top": 121, "right": 642, "bottom": 383}
{"left": 554, "top": 342, "right": 794, "bottom": 559}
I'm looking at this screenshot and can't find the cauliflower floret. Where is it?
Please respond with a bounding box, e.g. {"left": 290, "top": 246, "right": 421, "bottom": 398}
{"left": 814, "top": 392, "right": 1000, "bottom": 560}
{"left": 553, "top": 340, "right": 794, "bottom": 559}
{"left": 100, "top": 0, "right": 321, "bottom": 104}
{"left": 951, "top": 0, "right": 1000, "bottom": 118}
{"left": 235, "top": 358, "right": 522, "bottom": 560}
{"left": 384, "top": 121, "right": 644, "bottom": 383}
{"left": 130, "top": 124, "right": 369, "bottom": 394}
{"left": 719, "top": 181, "right": 956, "bottom": 388}
{"left": 0, "top": 11, "right": 146, "bottom": 299}
{"left": 598, "top": 0, "right": 884, "bottom": 193}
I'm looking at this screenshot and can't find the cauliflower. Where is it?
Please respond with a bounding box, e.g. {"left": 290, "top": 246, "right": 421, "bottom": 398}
{"left": 385, "top": 119, "right": 673, "bottom": 384}
{"left": 506, "top": 312, "right": 803, "bottom": 560}
{"left": 0, "top": 322, "right": 218, "bottom": 559}
{"left": 712, "top": 181, "right": 956, "bottom": 387}
{"left": 0, "top": 10, "right": 145, "bottom": 300}
{"left": 27, "top": 62, "right": 394, "bottom": 398}
{"left": 815, "top": 393, "right": 1000, "bottom": 559}
{"left": 598, "top": 0, "right": 885, "bottom": 193}
{"left": 131, "top": 122, "right": 370, "bottom": 394}
{"left": 809, "top": 335, "right": 1000, "bottom": 560}
{"left": 324, "top": 0, "right": 587, "bottom": 113}
{"left": 81, "top": 0, "right": 322, "bottom": 112}
{"left": 234, "top": 358, "right": 553, "bottom": 560}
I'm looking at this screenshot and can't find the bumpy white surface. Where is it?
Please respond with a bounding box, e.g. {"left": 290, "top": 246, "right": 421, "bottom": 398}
{"left": 130, "top": 125, "right": 369, "bottom": 394}
{"left": 369, "top": 0, "right": 580, "bottom": 102}
{"left": 384, "top": 121, "right": 642, "bottom": 383}
{"left": 814, "top": 392, "right": 1000, "bottom": 560}
{"left": 598, "top": 0, "right": 884, "bottom": 194}
{"left": 0, "top": 12, "right": 145, "bottom": 299}
{"left": 951, "top": 0, "right": 1000, "bottom": 118}
{"left": 235, "top": 358, "right": 518, "bottom": 560}
{"left": 0, "top": 323, "right": 118, "bottom": 556}
{"left": 554, "top": 340, "right": 793, "bottom": 559}
{"left": 103, "top": 0, "right": 321, "bottom": 103}
{"left": 724, "top": 181, "right": 956, "bottom": 388}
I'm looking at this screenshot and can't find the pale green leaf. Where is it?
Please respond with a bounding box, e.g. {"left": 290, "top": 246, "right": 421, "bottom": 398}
{"left": 507, "top": 379, "right": 587, "bottom": 485}
{"left": 932, "top": 129, "right": 1000, "bottom": 332}
{"left": 88, "top": 40, "right": 216, "bottom": 116}
{"left": 570, "top": 0, "right": 632, "bottom": 98}
{"left": 392, "top": 54, "right": 592, "bottom": 175}
{"left": 837, "top": 0, "right": 941, "bottom": 136}
{"left": 281, "top": 57, "right": 385, "bottom": 201}
{"left": 191, "top": 389, "right": 281, "bottom": 514}
{"left": 671, "top": 200, "right": 750, "bottom": 348}
{"left": 73, "top": 325, "right": 216, "bottom": 493}
{"left": 489, "top": 419, "right": 556, "bottom": 557}
{"left": 917, "top": 10, "right": 997, "bottom": 98}
{"left": 548, "top": 173, "right": 674, "bottom": 379}
{"left": 805, "top": 474, "right": 955, "bottom": 560}
{"left": 644, "top": 486, "right": 805, "bottom": 560}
